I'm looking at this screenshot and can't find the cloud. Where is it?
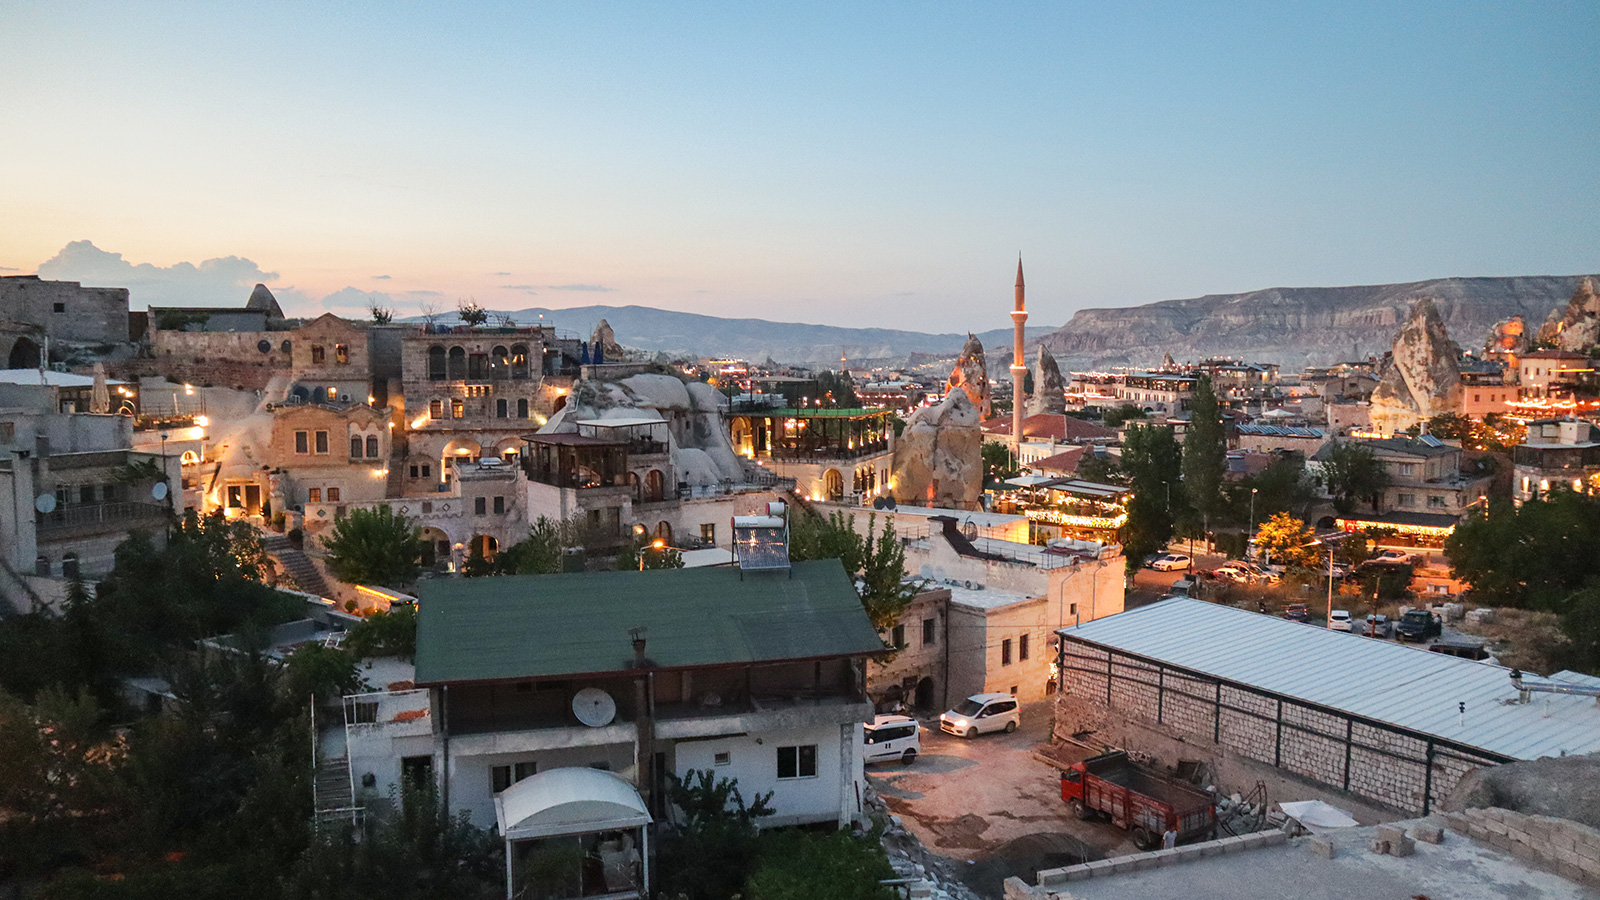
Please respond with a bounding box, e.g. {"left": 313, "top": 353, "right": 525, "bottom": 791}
{"left": 0, "top": 265, "right": 18, "bottom": 272}
{"left": 499, "top": 284, "right": 538, "bottom": 290}
{"left": 546, "top": 283, "right": 616, "bottom": 292}
{"left": 35, "top": 240, "right": 285, "bottom": 309}
{"left": 372, "top": 274, "right": 391, "bottom": 280}
{"left": 492, "top": 271, "right": 512, "bottom": 276}
{"left": 401, "top": 289, "right": 443, "bottom": 297}
{"left": 319, "top": 286, "right": 393, "bottom": 311}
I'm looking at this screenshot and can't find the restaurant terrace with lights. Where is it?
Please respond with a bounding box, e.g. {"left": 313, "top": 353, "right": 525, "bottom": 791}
{"left": 989, "top": 475, "right": 1131, "bottom": 544}
{"left": 726, "top": 405, "right": 895, "bottom": 505}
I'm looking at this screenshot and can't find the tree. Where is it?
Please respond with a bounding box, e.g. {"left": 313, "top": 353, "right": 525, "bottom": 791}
{"left": 1319, "top": 441, "right": 1390, "bottom": 514}
{"left": 368, "top": 300, "right": 394, "bottom": 325}
{"left": 790, "top": 511, "right": 917, "bottom": 632}
{"left": 1119, "top": 424, "right": 1185, "bottom": 572}
{"left": 1425, "top": 412, "right": 1526, "bottom": 453}
{"left": 494, "top": 516, "right": 567, "bottom": 575}
{"left": 745, "top": 828, "right": 897, "bottom": 900}
{"left": 343, "top": 605, "right": 418, "bottom": 659}
{"left": 1446, "top": 492, "right": 1600, "bottom": 610}
{"left": 616, "top": 536, "right": 684, "bottom": 571}
{"left": 656, "top": 770, "right": 774, "bottom": 900}
{"left": 456, "top": 301, "right": 489, "bottom": 328}
{"left": 1102, "top": 404, "right": 1148, "bottom": 428}
{"left": 1253, "top": 512, "right": 1319, "bottom": 569}
{"left": 1075, "top": 451, "right": 1122, "bottom": 486}
{"left": 982, "top": 441, "right": 1020, "bottom": 485}
{"left": 1181, "top": 375, "right": 1226, "bottom": 533}
{"left": 321, "top": 506, "right": 424, "bottom": 587}
{"left": 813, "top": 370, "right": 860, "bottom": 408}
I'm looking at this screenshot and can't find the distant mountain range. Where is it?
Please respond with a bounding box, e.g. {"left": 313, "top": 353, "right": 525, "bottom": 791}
{"left": 407, "top": 274, "right": 1597, "bottom": 371}
{"left": 1038, "top": 275, "right": 1599, "bottom": 371}
{"left": 406, "top": 304, "right": 1054, "bottom": 367}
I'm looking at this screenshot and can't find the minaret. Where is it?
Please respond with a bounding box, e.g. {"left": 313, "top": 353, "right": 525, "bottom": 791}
{"left": 1010, "top": 257, "right": 1028, "bottom": 455}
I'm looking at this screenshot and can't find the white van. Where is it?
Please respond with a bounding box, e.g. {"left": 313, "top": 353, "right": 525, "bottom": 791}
{"left": 862, "top": 714, "right": 921, "bottom": 765}
{"left": 939, "top": 692, "right": 1021, "bottom": 738}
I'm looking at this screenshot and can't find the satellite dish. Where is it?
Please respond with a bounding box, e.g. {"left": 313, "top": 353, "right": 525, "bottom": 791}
{"left": 151, "top": 482, "right": 169, "bottom": 500}
{"left": 34, "top": 494, "right": 56, "bottom": 514}
{"left": 872, "top": 496, "right": 887, "bottom": 510}
{"left": 963, "top": 519, "right": 979, "bottom": 542}
{"left": 572, "top": 687, "right": 617, "bottom": 727}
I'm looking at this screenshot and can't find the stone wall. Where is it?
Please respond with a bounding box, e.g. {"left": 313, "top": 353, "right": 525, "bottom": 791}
{"left": 145, "top": 329, "right": 292, "bottom": 390}
{"left": 0, "top": 276, "right": 130, "bottom": 345}
{"left": 1056, "top": 639, "right": 1506, "bottom": 817}
{"left": 1441, "top": 807, "right": 1600, "bottom": 887}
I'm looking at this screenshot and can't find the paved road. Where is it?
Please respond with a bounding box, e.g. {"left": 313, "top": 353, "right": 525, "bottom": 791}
{"left": 866, "top": 701, "right": 1139, "bottom": 898}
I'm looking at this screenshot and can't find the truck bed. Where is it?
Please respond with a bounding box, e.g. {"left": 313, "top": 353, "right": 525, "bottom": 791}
{"left": 1083, "top": 754, "right": 1212, "bottom": 813}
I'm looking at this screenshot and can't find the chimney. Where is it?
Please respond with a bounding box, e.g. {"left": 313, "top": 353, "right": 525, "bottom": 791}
{"left": 629, "top": 626, "right": 649, "bottom": 668}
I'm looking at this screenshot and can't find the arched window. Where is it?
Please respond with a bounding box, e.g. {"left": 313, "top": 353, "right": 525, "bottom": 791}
{"left": 644, "top": 469, "right": 665, "bottom": 503}
{"left": 350, "top": 436, "right": 363, "bottom": 458}
{"left": 510, "top": 344, "right": 530, "bottom": 380}
{"left": 654, "top": 521, "right": 672, "bottom": 544}
{"left": 428, "top": 346, "right": 447, "bottom": 381}
{"left": 491, "top": 346, "right": 510, "bottom": 380}
{"left": 447, "top": 346, "right": 466, "bottom": 380}
{"left": 824, "top": 469, "right": 844, "bottom": 502}
{"left": 366, "top": 435, "right": 379, "bottom": 458}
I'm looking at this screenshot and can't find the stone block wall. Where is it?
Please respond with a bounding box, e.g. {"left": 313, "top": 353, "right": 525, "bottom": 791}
{"left": 1442, "top": 807, "right": 1600, "bottom": 887}
{"left": 1057, "top": 638, "right": 1506, "bottom": 816}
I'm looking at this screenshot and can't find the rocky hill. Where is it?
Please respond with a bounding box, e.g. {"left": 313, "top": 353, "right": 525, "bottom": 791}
{"left": 1040, "top": 275, "right": 1600, "bottom": 370}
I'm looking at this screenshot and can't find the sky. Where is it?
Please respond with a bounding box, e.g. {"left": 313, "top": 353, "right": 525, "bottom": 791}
{"left": 2, "top": 2, "right": 1596, "bottom": 332}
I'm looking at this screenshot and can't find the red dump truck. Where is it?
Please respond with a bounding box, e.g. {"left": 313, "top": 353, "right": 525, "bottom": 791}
{"left": 1060, "top": 751, "right": 1216, "bottom": 850}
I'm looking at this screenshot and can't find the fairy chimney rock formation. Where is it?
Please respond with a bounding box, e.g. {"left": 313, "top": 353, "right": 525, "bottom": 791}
{"left": 1026, "top": 346, "right": 1067, "bottom": 416}
{"left": 947, "top": 333, "right": 990, "bottom": 419}
{"left": 1538, "top": 277, "right": 1600, "bottom": 354}
{"left": 1369, "top": 298, "right": 1463, "bottom": 436}
{"left": 592, "top": 318, "right": 626, "bottom": 361}
{"left": 891, "top": 389, "right": 982, "bottom": 511}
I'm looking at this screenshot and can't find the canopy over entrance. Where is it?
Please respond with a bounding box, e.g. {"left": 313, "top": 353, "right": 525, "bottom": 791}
{"left": 494, "top": 767, "right": 651, "bottom": 841}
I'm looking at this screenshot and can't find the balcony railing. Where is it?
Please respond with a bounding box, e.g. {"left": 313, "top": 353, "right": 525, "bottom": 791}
{"left": 36, "top": 500, "right": 169, "bottom": 535}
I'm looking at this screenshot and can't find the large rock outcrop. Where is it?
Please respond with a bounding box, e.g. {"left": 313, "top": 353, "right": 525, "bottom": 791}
{"left": 1537, "top": 277, "right": 1600, "bottom": 353}
{"left": 1445, "top": 752, "right": 1600, "bottom": 830}
{"left": 1369, "top": 299, "right": 1463, "bottom": 436}
{"left": 890, "top": 390, "right": 981, "bottom": 510}
{"left": 1026, "top": 346, "right": 1066, "bottom": 416}
{"left": 542, "top": 372, "right": 745, "bottom": 487}
{"left": 591, "top": 318, "right": 626, "bottom": 361}
{"left": 946, "top": 334, "right": 989, "bottom": 419}
{"left": 1483, "top": 315, "right": 1529, "bottom": 361}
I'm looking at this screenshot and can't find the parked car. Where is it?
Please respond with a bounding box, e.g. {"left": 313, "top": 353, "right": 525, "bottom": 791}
{"left": 1148, "top": 554, "right": 1193, "bottom": 571}
{"left": 1371, "top": 549, "right": 1419, "bottom": 565}
{"left": 1327, "top": 609, "right": 1353, "bottom": 631}
{"left": 1363, "top": 613, "right": 1390, "bottom": 638}
{"left": 863, "top": 714, "right": 921, "bottom": 765}
{"left": 939, "top": 692, "right": 1020, "bottom": 738}
{"left": 1395, "top": 609, "right": 1442, "bottom": 642}
{"left": 1169, "top": 577, "right": 1199, "bottom": 598}
{"left": 1283, "top": 603, "right": 1310, "bottom": 623}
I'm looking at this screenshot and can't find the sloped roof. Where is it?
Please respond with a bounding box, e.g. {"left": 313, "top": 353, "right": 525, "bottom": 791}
{"left": 982, "top": 413, "right": 1115, "bottom": 442}
{"left": 1030, "top": 446, "right": 1086, "bottom": 474}
{"left": 246, "top": 283, "right": 284, "bottom": 317}
{"left": 1060, "top": 598, "right": 1600, "bottom": 761}
{"left": 414, "top": 559, "right": 885, "bottom": 685}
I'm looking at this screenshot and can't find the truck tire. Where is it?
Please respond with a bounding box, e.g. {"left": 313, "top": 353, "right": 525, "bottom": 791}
{"left": 1132, "top": 827, "right": 1155, "bottom": 851}
{"left": 1004, "top": 721, "right": 1017, "bottom": 734}
{"left": 901, "top": 749, "right": 917, "bottom": 766}
{"left": 1068, "top": 798, "right": 1090, "bottom": 821}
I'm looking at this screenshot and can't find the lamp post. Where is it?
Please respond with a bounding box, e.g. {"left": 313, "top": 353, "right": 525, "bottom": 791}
{"left": 1248, "top": 487, "right": 1258, "bottom": 557}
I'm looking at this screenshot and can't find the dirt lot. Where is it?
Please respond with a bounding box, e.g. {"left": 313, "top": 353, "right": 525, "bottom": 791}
{"left": 866, "top": 700, "right": 1140, "bottom": 898}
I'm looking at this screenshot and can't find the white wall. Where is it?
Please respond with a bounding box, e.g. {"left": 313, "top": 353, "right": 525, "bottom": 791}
{"left": 673, "top": 721, "right": 859, "bottom": 828}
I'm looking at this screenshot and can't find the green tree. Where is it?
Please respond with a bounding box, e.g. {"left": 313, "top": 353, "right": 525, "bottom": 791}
{"left": 982, "top": 441, "right": 1020, "bottom": 484}
{"left": 1425, "top": 412, "right": 1526, "bottom": 454}
{"left": 321, "top": 507, "right": 424, "bottom": 587}
{"left": 1446, "top": 492, "right": 1600, "bottom": 610}
{"left": 343, "top": 605, "right": 418, "bottom": 660}
{"left": 1181, "top": 375, "right": 1226, "bottom": 534}
{"left": 1102, "top": 404, "right": 1148, "bottom": 428}
{"left": 1253, "top": 512, "right": 1319, "bottom": 569}
{"left": 746, "top": 828, "right": 897, "bottom": 900}
{"left": 790, "top": 511, "right": 917, "bottom": 632}
{"left": 1075, "top": 451, "right": 1122, "bottom": 485}
{"left": 615, "top": 536, "right": 685, "bottom": 571}
{"left": 494, "top": 516, "right": 566, "bottom": 575}
{"left": 456, "top": 301, "right": 489, "bottom": 327}
{"left": 656, "top": 770, "right": 774, "bottom": 900}
{"left": 1119, "top": 424, "right": 1184, "bottom": 572}
{"left": 813, "top": 370, "right": 861, "bottom": 408}
{"left": 1319, "top": 441, "right": 1391, "bottom": 514}
{"left": 282, "top": 643, "right": 362, "bottom": 703}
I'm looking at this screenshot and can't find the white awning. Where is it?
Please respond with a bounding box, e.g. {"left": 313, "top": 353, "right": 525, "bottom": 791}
{"left": 1005, "top": 475, "right": 1055, "bottom": 487}
{"left": 574, "top": 416, "right": 668, "bottom": 428}
{"left": 493, "top": 767, "right": 652, "bottom": 841}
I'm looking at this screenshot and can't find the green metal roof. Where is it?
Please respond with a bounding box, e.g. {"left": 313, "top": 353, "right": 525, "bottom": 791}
{"left": 414, "top": 559, "right": 885, "bottom": 685}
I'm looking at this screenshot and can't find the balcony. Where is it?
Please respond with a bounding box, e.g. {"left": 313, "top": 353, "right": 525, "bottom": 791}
{"left": 36, "top": 500, "right": 169, "bottom": 536}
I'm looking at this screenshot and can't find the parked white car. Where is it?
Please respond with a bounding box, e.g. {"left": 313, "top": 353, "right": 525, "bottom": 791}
{"left": 1148, "top": 554, "right": 1192, "bottom": 571}
{"left": 863, "top": 714, "right": 921, "bottom": 765}
{"left": 1327, "top": 609, "right": 1353, "bottom": 631}
{"left": 939, "top": 693, "right": 1020, "bottom": 738}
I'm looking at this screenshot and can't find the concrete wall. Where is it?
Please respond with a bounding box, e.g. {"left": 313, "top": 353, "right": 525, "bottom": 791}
{"left": 0, "top": 276, "right": 129, "bottom": 345}
{"left": 673, "top": 720, "right": 861, "bottom": 828}
{"left": 1055, "top": 639, "right": 1505, "bottom": 817}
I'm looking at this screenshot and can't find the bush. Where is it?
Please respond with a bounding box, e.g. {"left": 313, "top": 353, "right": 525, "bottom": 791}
{"left": 745, "top": 828, "right": 898, "bottom": 900}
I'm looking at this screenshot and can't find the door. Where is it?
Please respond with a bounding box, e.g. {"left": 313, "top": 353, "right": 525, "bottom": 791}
{"left": 244, "top": 484, "right": 262, "bottom": 514}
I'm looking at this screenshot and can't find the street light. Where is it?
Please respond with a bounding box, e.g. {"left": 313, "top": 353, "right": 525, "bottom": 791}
{"left": 1248, "top": 487, "right": 1259, "bottom": 556}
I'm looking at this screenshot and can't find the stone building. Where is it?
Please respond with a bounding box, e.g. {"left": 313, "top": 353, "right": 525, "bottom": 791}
{"left": 0, "top": 275, "right": 131, "bottom": 368}
{"left": 287, "top": 313, "right": 374, "bottom": 406}
{"left": 1055, "top": 598, "right": 1600, "bottom": 816}
{"left": 256, "top": 402, "right": 394, "bottom": 513}
{"left": 1513, "top": 418, "right": 1600, "bottom": 504}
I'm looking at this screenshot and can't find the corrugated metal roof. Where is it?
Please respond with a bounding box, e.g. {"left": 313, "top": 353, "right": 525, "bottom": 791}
{"left": 1058, "top": 598, "right": 1600, "bottom": 761}
{"left": 415, "top": 559, "right": 885, "bottom": 685}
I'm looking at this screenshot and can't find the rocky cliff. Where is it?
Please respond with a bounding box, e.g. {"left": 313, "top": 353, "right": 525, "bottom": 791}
{"left": 1039, "top": 275, "right": 1599, "bottom": 370}
{"left": 1537, "top": 277, "right": 1600, "bottom": 353}
{"left": 1369, "top": 299, "right": 1462, "bottom": 436}
{"left": 890, "top": 389, "right": 982, "bottom": 511}
{"left": 946, "top": 334, "right": 990, "bottom": 418}
{"left": 1026, "top": 345, "right": 1066, "bottom": 416}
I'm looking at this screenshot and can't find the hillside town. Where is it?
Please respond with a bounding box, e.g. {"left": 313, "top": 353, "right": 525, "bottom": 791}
{"left": 4, "top": 261, "right": 1600, "bottom": 900}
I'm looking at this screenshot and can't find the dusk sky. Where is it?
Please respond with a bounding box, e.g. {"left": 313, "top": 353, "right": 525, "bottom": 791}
{"left": 4, "top": 2, "right": 1596, "bottom": 333}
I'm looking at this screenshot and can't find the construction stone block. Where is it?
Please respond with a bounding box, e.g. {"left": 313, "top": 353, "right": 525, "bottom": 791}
{"left": 1376, "top": 825, "right": 1407, "bottom": 845}
{"left": 1369, "top": 838, "right": 1391, "bottom": 855}
{"left": 1411, "top": 825, "right": 1444, "bottom": 844}
{"left": 1390, "top": 837, "right": 1415, "bottom": 858}
{"left": 908, "top": 882, "right": 934, "bottom": 900}
{"left": 1310, "top": 837, "right": 1336, "bottom": 859}
{"left": 1036, "top": 866, "right": 1072, "bottom": 887}
{"left": 1002, "top": 876, "right": 1043, "bottom": 900}
{"left": 1124, "top": 852, "right": 1160, "bottom": 871}
{"left": 1080, "top": 860, "right": 1115, "bottom": 879}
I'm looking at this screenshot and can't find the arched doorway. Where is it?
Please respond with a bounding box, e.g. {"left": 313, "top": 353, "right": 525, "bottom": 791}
{"left": 471, "top": 534, "right": 499, "bottom": 562}
{"left": 643, "top": 469, "right": 665, "bottom": 503}
{"left": 654, "top": 521, "right": 672, "bottom": 545}
{"left": 440, "top": 438, "right": 482, "bottom": 482}
{"left": 6, "top": 336, "right": 39, "bottom": 369}
{"left": 823, "top": 468, "right": 844, "bottom": 502}
{"left": 420, "top": 527, "right": 450, "bottom": 567}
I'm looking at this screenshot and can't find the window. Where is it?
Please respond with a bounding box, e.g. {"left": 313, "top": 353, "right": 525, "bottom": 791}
{"left": 351, "top": 436, "right": 363, "bottom": 458}
{"left": 491, "top": 762, "right": 538, "bottom": 793}
{"left": 1019, "top": 633, "right": 1030, "bottom": 661}
{"left": 1069, "top": 603, "right": 1077, "bottom": 617}
{"left": 451, "top": 398, "right": 464, "bottom": 419}
{"left": 777, "top": 744, "right": 817, "bottom": 780}
{"left": 53, "top": 302, "right": 66, "bottom": 313}
{"left": 327, "top": 487, "right": 341, "bottom": 502}
{"left": 410, "top": 465, "right": 419, "bottom": 478}
{"left": 0, "top": 421, "right": 12, "bottom": 444}
{"left": 428, "top": 346, "right": 446, "bottom": 381}
{"left": 430, "top": 399, "right": 444, "bottom": 418}
{"left": 315, "top": 431, "right": 329, "bottom": 454}
{"left": 366, "top": 435, "right": 379, "bottom": 458}
{"left": 493, "top": 496, "right": 505, "bottom": 514}
{"left": 1397, "top": 463, "right": 1417, "bottom": 477}
{"left": 517, "top": 398, "right": 529, "bottom": 418}
{"left": 308, "top": 488, "right": 321, "bottom": 503}
{"left": 311, "top": 345, "right": 325, "bottom": 364}
{"left": 700, "top": 523, "right": 715, "bottom": 544}
{"left": 1427, "top": 495, "right": 1446, "bottom": 508}
{"left": 1473, "top": 393, "right": 1480, "bottom": 403}
{"left": 1397, "top": 493, "right": 1415, "bottom": 507}
{"left": 475, "top": 497, "right": 487, "bottom": 515}
{"left": 422, "top": 464, "right": 431, "bottom": 478}
{"left": 891, "top": 624, "right": 906, "bottom": 649}
{"left": 1001, "top": 638, "right": 1012, "bottom": 666}
{"left": 713, "top": 751, "right": 731, "bottom": 766}
{"left": 922, "top": 617, "right": 936, "bottom": 646}
{"left": 447, "top": 346, "right": 466, "bottom": 380}
{"left": 295, "top": 430, "right": 309, "bottom": 454}
{"left": 334, "top": 343, "right": 348, "bottom": 364}
{"left": 497, "top": 398, "right": 508, "bottom": 418}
